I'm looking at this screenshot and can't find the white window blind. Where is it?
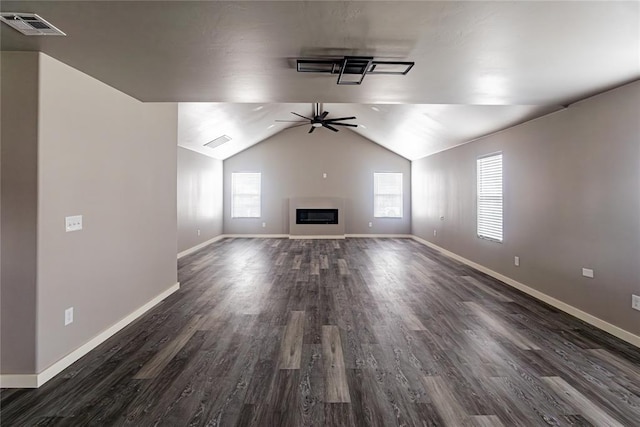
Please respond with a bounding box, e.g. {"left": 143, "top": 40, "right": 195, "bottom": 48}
{"left": 231, "top": 172, "right": 261, "bottom": 218}
{"left": 374, "top": 173, "right": 403, "bottom": 218}
{"left": 477, "top": 153, "right": 503, "bottom": 242}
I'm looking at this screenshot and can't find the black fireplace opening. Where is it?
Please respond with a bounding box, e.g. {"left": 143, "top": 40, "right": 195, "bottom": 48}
{"left": 296, "top": 208, "right": 339, "bottom": 225}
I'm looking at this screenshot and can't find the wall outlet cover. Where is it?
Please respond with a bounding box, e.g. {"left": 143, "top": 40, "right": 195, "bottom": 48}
{"left": 514, "top": 256, "right": 520, "bottom": 267}
{"left": 582, "top": 268, "right": 594, "bottom": 279}
{"left": 632, "top": 294, "right": 640, "bottom": 312}
{"left": 64, "top": 307, "right": 74, "bottom": 326}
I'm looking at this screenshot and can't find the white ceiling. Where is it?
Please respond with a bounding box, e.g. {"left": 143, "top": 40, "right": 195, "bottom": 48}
{"left": 2, "top": 1, "right": 639, "bottom": 160}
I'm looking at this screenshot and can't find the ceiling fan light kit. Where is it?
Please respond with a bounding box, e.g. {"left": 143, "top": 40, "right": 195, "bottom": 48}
{"left": 297, "top": 56, "right": 414, "bottom": 85}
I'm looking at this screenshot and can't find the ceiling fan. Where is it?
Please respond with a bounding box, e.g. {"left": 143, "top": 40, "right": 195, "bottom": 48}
{"left": 276, "top": 103, "right": 357, "bottom": 133}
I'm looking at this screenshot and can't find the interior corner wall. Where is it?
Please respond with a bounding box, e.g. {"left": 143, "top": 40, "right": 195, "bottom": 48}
{"left": 1, "top": 52, "right": 39, "bottom": 374}
{"left": 411, "top": 81, "right": 640, "bottom": 337}
{"left": 177, "top": 147, "right": 223, "bottom": 253}
{"left": 35, "top": 53, "right": 178, "bottom": 372}
{"left": 222, "top": 127, "right": 411, "bottom": 235}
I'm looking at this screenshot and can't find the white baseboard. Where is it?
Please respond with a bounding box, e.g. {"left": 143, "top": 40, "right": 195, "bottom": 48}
{"left": 345, "top": 234, "right": 412, "bottom": 238}
{"left": 411, "top": 236, "right": 640, "bottom": 348}
{"left": 178, "top": 235, "right": 225, "bottom": 259}
{"left": 225, "top": 234, "right": 289, "bottom": 239}
{"left": 289, "top": 235, "right": 346, "bottom": 240}
{"left": 0, "top": 282, "right": 180, "bottom": 389}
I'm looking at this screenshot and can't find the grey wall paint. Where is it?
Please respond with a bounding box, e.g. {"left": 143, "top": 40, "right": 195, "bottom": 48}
{"left": 34, "top": 53, "right": 178, "bottom": 372}
{"left": 412, "top": 81, "right": 640, "bottom": 336}
{"left": 1, "top": 52, "right": 39, "bottom": 374}
{"left": 223, "top": 127, "right": 411, "bottom": 235}
{"left": 177, "top": 147, "right": 223, "bottom": 253}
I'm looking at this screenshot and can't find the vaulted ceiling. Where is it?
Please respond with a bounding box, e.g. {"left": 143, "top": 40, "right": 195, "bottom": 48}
{"left": 2, "top": 1, "right": 638, "bottom": 160}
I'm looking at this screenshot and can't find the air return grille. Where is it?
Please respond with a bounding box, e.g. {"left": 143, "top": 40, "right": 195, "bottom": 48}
{"left": 0, "top": 13, "right": 66, "bottom": 36}
{"left": 204, "top": 135, "right": 232, "bottom": 150}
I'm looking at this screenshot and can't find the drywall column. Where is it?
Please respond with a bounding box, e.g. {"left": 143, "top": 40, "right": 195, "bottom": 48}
{"left": 1, "top": 52, "right": 39, "bottom": 375}
{"left": 36, "top": 53, "right": 179, "bottom": 372}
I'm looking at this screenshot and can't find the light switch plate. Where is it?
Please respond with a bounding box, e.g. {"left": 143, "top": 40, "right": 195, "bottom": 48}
{"left": 582, "top": 268, "right": 594, "bottom": 278}
{"left": 632, "top": 295, "right": 640, "bottom": 312}
{"left": 514, "top": 256, "right": 520, "bottom": 267}
{"left": 65, "top": 215, "right": 82, "bottom": 232}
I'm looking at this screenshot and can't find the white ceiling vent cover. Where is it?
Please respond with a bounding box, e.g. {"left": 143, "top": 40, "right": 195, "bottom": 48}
{"left": 0, "top": 13, "right": 66, "bottom": 36}
{"left": 204, "top": 135, "right": 232, "bottom": 150}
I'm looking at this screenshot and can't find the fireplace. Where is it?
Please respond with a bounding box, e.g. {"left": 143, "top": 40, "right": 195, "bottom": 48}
{"left": 296, "top": 208, "right": 339, "bottom": 225}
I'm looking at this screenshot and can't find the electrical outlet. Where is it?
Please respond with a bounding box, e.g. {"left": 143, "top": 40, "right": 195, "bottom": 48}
{"left": 433, "top": 229, "right": 437, "bottom": 237}
{"left": 64, "top": 307, "right": 74, "bottom": 326}
{"left": 197, "top": 229, "right": 201, "bottom": 236}
{"left": 368, "top": 222, "right": 372, "bottom": 228}
{"left": 322, "top": 173, "right": 327, "bottom": 179}
{"left": 632, "top": 295, "right": 640, "bottom": 312}
{"left": 65, "top": 215, "right": 83, "bottom": 232}
{"left": 514, "top": 256, "right": 520, "bottom": 267}
{"left": 582, "top": 268, "right": 594, "bottom": 279}
{"left": 262, "top": 222, "right": 266, "bottom": 228}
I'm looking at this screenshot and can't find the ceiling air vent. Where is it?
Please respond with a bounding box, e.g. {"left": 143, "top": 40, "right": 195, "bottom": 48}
{"left": 0, "top": 13, "right": 66, "bottom": 36}
{"left": 204, "top": 135, "right": 232, "bottom": 150}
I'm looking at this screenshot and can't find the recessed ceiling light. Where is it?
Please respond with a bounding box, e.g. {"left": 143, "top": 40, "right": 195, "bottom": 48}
{"left": 359, "top": 125, "right": 367, "bottom": 129}
{"left": 371, "top": 106, "right": 380, "bottom": 112}
{"left": 267, "top": 124, "right": 275, "bottom": 129}
{"left": 253, "top": 106, "right": 264, "bottom": 111}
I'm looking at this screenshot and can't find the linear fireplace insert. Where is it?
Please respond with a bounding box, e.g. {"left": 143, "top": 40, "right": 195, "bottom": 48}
{"left": 296, "top": 208, "right": 339, "bottom": 225}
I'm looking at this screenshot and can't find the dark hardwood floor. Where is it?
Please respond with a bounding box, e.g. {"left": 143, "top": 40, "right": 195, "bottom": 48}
{"left": 2, "top": 238, "right": 639, "bottom": 426}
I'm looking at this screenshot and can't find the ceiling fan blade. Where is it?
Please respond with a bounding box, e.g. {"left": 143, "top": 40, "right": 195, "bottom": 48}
{"left": 282, "top": 123, "right": 310, "bottom": 131}
{"left": 323, "top": 123, "right": 339, "bottom": 132}
{"left": 309, "top": 126, "right": 316, "bottom": 134}
{"left": 325, "top": 116, "right": 356, "bottom": 122}
{"left": 320, "top": 111, "right": 329, "bottom": 119}
{"left": 291, "top": 112, "right": 313, "bottom": 120}
{"left": 328, "top": 122, "right": 358, "bottom": 128}
{"left": 275, "top": 120, "right": 308, "bottom": 123}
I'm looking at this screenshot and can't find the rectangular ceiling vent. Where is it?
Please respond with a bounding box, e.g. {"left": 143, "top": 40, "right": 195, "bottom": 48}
{"left": 204, "top": 135, "right": 232, "bottom": 150}
{"left": 0, "top": 13, "right": 66, "bottom": 36}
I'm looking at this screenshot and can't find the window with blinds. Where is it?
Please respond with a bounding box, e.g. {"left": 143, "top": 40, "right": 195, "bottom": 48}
{"left": 477, "top": 153, "right": 503, "bottom": 242}
{"left": 374, "top": 172, "right": 403, "bottom": 218}
{"left": 231, "top": 172, "right": 261, "bottom": 218}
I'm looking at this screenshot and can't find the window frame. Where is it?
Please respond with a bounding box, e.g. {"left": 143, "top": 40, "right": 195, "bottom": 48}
{"left": 373, "top": 172, "right": 404, "bottom": 218}
{"left": 476, "top": 152, "right": 503, "bottom": 243}
{"left": 231, "top": 172, "right": 262, "bottom": 218}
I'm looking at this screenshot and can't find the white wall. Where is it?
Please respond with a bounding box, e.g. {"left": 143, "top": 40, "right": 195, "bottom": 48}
{"left": 223, "top": 126, "right": 411, "bottom": 235}
{"left": 177, "top": 147, "right": 223, "bottom": 253}
{"left": 412, "top": 81, "right": 640, "bottom": 337}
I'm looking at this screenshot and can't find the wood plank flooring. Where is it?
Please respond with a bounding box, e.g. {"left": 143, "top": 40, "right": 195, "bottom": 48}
{"left": 2, "top": 237, "right": 639, "bottom": 426}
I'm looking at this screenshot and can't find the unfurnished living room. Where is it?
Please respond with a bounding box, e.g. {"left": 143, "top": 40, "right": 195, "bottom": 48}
{"left": 1, "top": 1, "right": 639, "bottom": 425}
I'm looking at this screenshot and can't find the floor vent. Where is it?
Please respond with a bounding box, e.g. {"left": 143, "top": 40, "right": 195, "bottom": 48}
{"left": 204, "top": 135, "right": 232, "bottom": 150}
{"left": 0, "top": 13, "right": 66, "bottom": 36}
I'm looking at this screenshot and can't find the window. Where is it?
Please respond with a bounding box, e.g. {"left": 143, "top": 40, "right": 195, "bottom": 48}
{"left": 231, "top": 172, "right": 261, "bottom": 218}
{"left": 374, "top": 172, "right": 403, "bottom": 218}
{"left": 477, "top": 153, "right": 503, "bottom": 242}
